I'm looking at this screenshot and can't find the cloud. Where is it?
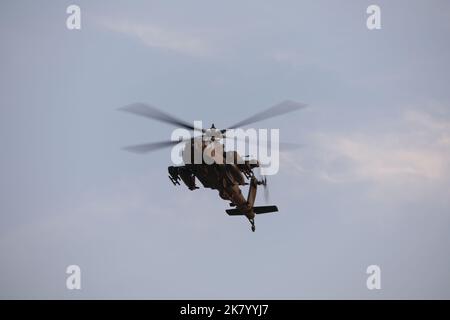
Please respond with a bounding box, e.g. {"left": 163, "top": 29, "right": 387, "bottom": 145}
{"left": 99, "top": 18, "right": 211, "bottom": 57}
{"left": 320, "top": 136, "right": 447, "bottom": 183}
{"left": 289, "top": 108, "right": 450, "bottom": 190}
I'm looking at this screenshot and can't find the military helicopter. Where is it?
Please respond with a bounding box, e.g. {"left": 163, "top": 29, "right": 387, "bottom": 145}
{"left": 120, "top": 100, "right": 306, "bottom": 232}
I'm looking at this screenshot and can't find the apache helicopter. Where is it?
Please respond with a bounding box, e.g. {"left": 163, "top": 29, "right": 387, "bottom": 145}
{"left": 120, "top": 100, "right": 306, "bottom": 232}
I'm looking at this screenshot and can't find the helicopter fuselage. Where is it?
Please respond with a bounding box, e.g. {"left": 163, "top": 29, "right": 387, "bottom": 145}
{"left": 120, "top": 100, "right": 304, "bottom": 231}
{"left": 168, "top": 163, "right": 258, "bottom": 221}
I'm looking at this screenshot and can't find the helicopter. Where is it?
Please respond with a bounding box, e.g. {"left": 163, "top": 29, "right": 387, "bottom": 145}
{"left": 119, "top": 100, "right": 306, "bottom": 232}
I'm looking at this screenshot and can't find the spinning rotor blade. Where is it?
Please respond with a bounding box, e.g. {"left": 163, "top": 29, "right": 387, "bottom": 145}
{"left": 258, "top": 174, "right": 269, "bottom": 203}
{"left": 223, "top": 100, "right": 307, "bottom": 131}
{"left": 263, "top": 178, "right": 269, "bottom": 203}
{"left": 279, "top": 142, "right": 304, "bottom": 150}
{"left": 222, "top": 135, "right": 303, "bottom": 151}
{"left": 119, "top": 103, "right": 205, "bottom": 132}
{"left": 122, "top": 138, "right": 190, "bottom": 154}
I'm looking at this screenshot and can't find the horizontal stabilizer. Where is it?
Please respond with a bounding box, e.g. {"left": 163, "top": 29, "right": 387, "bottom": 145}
{"left": 253, "top": 205, "right": 278, "bottom": 214}
{"left": 226, "top": 205, "right": 278, "bottom": 216}
{"left": 225, "top": 209, "right": 243, "bottom": 216}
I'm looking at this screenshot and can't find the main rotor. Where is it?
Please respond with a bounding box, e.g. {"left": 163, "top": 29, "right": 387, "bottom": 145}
{"left": 119, "top": 100, "right": 307, "bottom": 154}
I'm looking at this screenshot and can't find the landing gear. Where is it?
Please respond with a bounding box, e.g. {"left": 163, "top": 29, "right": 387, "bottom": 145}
{"left": 250, "top": 218, "right": 256, "bottom": 232}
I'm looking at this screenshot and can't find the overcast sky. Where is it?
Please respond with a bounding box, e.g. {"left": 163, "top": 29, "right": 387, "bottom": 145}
{"left": 1, "top": 0, "right": 450, "bottom": 299}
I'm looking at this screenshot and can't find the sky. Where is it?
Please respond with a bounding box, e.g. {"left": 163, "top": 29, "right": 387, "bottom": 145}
{"left": 1, "top": 0, "right": 450, "bottom": 299}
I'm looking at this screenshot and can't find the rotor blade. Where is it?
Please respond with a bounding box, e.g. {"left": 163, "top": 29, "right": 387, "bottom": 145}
{"left": 263, "top": 178, "right": 269, "bottom": 203}
{"left": 279, "top": 142, "right": 304, "bottom": 150}
{"left": 223, "top": 100, "right": 307, "bottom": 131}
{"left": 256, "top": 171, "right": 269, "bottom": 203}
{"left": 223, "top": 135, "right": 303, "bottom": 151}
{"left": 122, "top": 139, "right": 188, "bottom": 154}
{"left": 119, "top": 103, "right": 204, "bottom": 132}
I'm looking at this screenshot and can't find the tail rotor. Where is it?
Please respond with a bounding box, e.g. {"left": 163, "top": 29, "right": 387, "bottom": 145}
{"left": 256, "top": 171, "right": 269, "bottom": 203}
